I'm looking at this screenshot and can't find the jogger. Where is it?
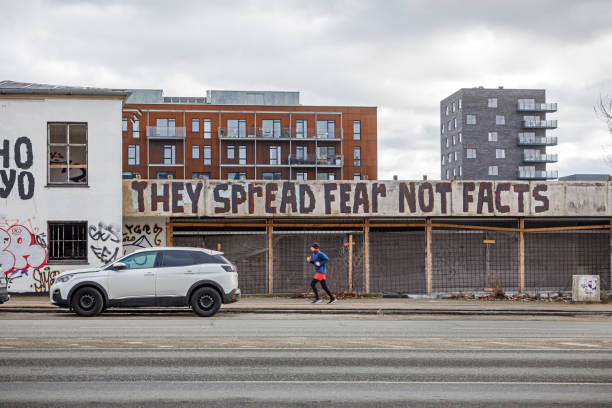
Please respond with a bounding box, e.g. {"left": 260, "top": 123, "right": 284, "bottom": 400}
{"left": 306, "top": 242, "right": 336, "bottom": 304}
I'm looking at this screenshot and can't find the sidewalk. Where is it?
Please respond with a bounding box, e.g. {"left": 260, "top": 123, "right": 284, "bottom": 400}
{"left": 2, "top": 295, "right": 612, "bottom": 316}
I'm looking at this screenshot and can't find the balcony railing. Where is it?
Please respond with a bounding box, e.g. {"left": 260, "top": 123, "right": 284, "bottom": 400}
{"left": 218, "top": 127, "right": 343, "bottom": 140}
{"left": 146, "top": 126, "right": 186, "bottom": 139}
{"left": 523, "top": 152, "right": 558, "bottom": 163}
{"left": 517, "top": 135, "right": 558, "bottom": 146}
{"left": 517, "top": 169, "right": 558, "bottom": 179}
{"left": 523, "top": 120, "right": 557, "bottom": 129}
{"left": 288, "top": 154, "right": 343, "bottom": 167}
{"left": 517, "top": 102, "right": 558, "bottom": 112}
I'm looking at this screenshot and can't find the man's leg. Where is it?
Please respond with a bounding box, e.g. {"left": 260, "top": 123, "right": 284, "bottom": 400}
{"left": 320, "top": 279, "right": 334, "bottom": 300}
{"left": 311, "top": 279, "right": 320, "bottom": 299}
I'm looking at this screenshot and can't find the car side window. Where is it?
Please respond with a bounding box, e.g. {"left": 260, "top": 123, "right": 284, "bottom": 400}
{"left": 192, "top": 251, "right": 224, "bottom": 264}
{"left": 121, "top": 252, "right": 158, "bottom": 270}
{"left": 161, "top": 251, "right": 197, "bottom": 267}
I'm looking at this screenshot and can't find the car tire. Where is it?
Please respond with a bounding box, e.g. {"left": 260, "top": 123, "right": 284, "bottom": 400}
{"left": 71, "top": 287, "right": 104, "bottom": 317}
{"left": 191, "top": 287, "right": 221, "bottom": 317}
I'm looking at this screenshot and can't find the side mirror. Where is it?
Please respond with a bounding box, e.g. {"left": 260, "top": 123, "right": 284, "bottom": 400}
{"left": 113, "top": 262, "right": 127, "bottom": 270}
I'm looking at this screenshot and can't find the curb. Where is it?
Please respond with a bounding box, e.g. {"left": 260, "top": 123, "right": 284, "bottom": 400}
{"left": 1, "top": 306, "right": 611, "bottom": 317}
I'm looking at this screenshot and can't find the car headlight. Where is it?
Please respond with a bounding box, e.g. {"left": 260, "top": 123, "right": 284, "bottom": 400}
{"left": 55, "top": 274, "right": 74, "bottom": 284}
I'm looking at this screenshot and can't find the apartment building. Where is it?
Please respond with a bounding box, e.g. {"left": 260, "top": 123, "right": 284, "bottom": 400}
{"left": 122, "top": 90, "right": 377, "bottom": 181}
{"left": 440, "top": 87, "right": 558, "bottom": 180}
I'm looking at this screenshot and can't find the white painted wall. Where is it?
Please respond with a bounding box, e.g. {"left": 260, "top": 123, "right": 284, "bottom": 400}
{"left": 0, "top": 96, "right": 124, "bottom": 293}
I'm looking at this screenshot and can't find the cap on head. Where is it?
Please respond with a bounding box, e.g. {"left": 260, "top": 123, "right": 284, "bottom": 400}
{"left": 311, "top": 243, "right": 320, "bottom": 249}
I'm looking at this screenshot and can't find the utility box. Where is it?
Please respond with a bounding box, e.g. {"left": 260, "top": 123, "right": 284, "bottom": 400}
{"left": 572, "top": 275, "right": 600, "bottom": 302}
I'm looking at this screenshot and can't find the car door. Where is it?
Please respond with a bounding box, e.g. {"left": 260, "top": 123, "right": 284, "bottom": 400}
{"left": 155, "top": 250, "right": 199, "bottom": 298}
{"left": 107, "top": 251, "right": 159, "bottom": 300}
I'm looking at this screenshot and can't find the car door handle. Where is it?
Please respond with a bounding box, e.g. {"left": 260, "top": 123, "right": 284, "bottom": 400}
{"left": 184, "top": 271, "right": 195, "bottom": 275}
{"left": 143, "top": 272, "right": 154, "bottom": 276}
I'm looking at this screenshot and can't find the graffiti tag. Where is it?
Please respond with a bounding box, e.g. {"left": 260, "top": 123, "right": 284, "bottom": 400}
{"left": 0, "top": 224, "right": 47, "bottom": 275}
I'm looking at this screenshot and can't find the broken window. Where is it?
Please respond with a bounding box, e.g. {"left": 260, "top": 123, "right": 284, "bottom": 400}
{"left": 48, "top": 123, "right": 87, "bottom": 185}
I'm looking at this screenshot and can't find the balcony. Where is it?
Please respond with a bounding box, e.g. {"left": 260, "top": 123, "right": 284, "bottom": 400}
{"left": 218, "top": 127, "right": 343, "bottom": 140}
{"left": 517, "top": 135, "right": 558, "bottom": 146}
{"left": 523, "top": 120, "right": 557, "bottom": 129}
{"left": 288, "top": 154, "right": 343, "bottom": 167}
{"left": 517, "top": 102, "right": 558, "bottom": 112}
{"left": 517, "top": 169, "right": 558, "bottom": 180}
{"left": 146, "top": 126, "right": 186, "bottom": 139}
{"left": 523, "top": 152, "right": 558, "bottom": 163}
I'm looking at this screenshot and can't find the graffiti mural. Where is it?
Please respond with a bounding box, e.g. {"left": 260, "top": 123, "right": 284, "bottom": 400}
{"left": 0, "top": 137, "right": 35, "bottom": 200}
{"left": 89, "top": 222, "right": 121, "bottom": 263}
{"left": 123, "top": 218, "right": 166, "bottom": 254}
{"left": 0, "top": 224, "right": 47, "bottom": 275}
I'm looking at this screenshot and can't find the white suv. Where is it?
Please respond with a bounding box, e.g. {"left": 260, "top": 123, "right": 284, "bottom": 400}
{"left": 50, "top": 247, "right": 240, "bottom": 317}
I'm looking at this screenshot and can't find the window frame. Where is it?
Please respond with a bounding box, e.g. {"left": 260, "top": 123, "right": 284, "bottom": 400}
{"left": 47, "top": 122, "right": 88, "bottom": 186}
{"left": 47, "top": 221, "right": 88, "bottom": 264}
{"left": 163, "top": 145, "right": 176, "bottom": 165}
{"left": 203, "top": 119, "right": 212, "bottom": 139}
{"left": 488, "top": 165, "right": 499, "bottom": 176}
{"left": 127, "top": 144, "right": 140, "bottom": 165}
{"left": 353, "top": 120, "right": 361, "bottom": 140}
{"left": 353, "top": 146, "right": 361, "bottom": 167}
{"left": 488, "top": 98, "right": 498, "bottom": 108}
{"left": 238, "top": 145, "right": 247, "bottom": 165}
{"left": 191, "top": 145, "right": 200, "bottom": 160}
{"left": 203, "top": 146, "right": 212, "bottom": 166}
{"left": 132, "top": 119, "right": 140, "bottom": 139}
{"left": 191, "top": 118, "right": 200, "bottom": 133}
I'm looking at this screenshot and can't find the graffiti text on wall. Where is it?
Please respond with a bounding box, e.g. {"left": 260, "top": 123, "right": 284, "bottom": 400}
{"left": 88, "top": 222, "right": 120, "bottom": 263}
{"left": 123, "top": 223, "right": 163, "bottom": 252}
{"left": 0, "top": 224, "right": 47, "bottom": 275}
{"left": 0, "top": 137, "right": 35, "bottom": 200}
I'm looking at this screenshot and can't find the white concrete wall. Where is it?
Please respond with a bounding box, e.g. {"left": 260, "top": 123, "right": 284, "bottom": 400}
{"left": 0, "top": 97, "right": 124, "bottom": 293}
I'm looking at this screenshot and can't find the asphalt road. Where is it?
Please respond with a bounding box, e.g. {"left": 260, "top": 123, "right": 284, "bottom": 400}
{"left": 1, "top": 314, "right": 612, "bottom": 407}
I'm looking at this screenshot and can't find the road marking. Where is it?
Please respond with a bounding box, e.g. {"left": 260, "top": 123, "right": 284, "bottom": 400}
{"left": 558, "top": 342, "right": 601, "bottom": 348}
{"left": 488, "top": 341, "right": 522, "bottom": 348}
{"left": 345, "top": 341, "right": 404, "bottom": 349}
{"left": 125, "top": 341, "right": 145, "bottom": 345}
{"left": 4, "top": 347, "right": 612, "bottom": 352}
{"left": 102, "top": 380, "right": 612, "bottom": 386}
{"left": 0, "top": 346, "right": 13, "bottom": 349}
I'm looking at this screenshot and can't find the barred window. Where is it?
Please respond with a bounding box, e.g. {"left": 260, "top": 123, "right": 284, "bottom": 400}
{"left": 48, "top": 221, "right": 88, "bottom": 262}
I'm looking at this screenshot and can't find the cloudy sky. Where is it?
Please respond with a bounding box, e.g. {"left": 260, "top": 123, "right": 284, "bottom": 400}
{"left": 2, "top": 0, "right": 611, "bottom": 179}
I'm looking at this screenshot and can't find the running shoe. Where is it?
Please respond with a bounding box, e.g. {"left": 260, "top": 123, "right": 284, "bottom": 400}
{"left": 312, "top": 299, "right": 322, "bottom": 304}
{"left": 328, "top": 298, "right": 337, "bottom": 304}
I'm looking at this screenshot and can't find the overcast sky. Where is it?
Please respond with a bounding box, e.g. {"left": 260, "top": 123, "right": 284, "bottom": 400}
{"left": 2, "top": 0, "right": 612, "bottom": 179}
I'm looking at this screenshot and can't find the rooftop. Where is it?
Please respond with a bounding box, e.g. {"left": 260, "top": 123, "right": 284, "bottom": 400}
{"left": 0, "top": 80, "right": 131, "bottom": 98}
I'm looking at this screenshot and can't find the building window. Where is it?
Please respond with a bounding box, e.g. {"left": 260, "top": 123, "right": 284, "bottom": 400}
{"left": 192, "top": 145, "right": 200, "bottom": 159}
{"left": 452, "top": 168, "right": 456, "bottom": 177}
{"left": 48, "top": 221, "right": 88, "bottom": 262}
{"left": 518, "top": 99, "right": 535, "bottom": 110}
{"left": 445, "top": 138, "right": 449, "bottom": 148}
{"left": 353, "top": 121, "right": 361, "bottom": 140}
{"left": 441, "top": 155, "right": 445, "bottom": 165}
{"left": 48, "top": 123, "right": 88, "bottom": 185}
{"left": 227, "top": 119, "right": 247, "bottom": 138}
{"left": 262, "top": 172, "right": 281, "bottom": 180}
{"left": 192, "top": 118, "right": 199, "bottom": 133}
{"left": 445, "top": 105, "right": 449, "bottom": 116}
{"left": 496, "top": 148, "right": 505, "bottom": 159}
{"left": 488, "top": 166, "right": 498, "bottom": 176}
{"left": 448, "top": 121, "right": 451, "bottom": 131}
{"left": 317, "top": 146, "right": 336, "bottom": 163}
{"left": 458, "top": 132, "right": 462, "bottom": 143}
{"left": 316, "top": 120, "right": 336, "bottom": 139}
{"left": 452, "top": 102, "right": 456, "bottom": 112}
{"left": 454, "top": 151, "right": 458, "bottom": 161}
{"left": 445, "top": 169, "right": 449, "bottom": 179}
{"left": 163, "top": 145, "right": 176, "bottom": 165}
{"left": 441, "top": 124, "right": 445, "bottom": 134}
{"left": 317, "top": 172, "right": 336, "bottom": 180}
{"left": 155, "top": 118, "right": 176, "bottom": 137}
{"left": 488, "top": 132, "right": 498, "bottom": 142}
{"left": 466, "top": 115, "right": 476, "bottom": 124}
{"left": 122, "top": 118, "right": 128, "bottom": 132}
{"left": 262, "top": 119, "right": 281, "bottom": 138}
{"left": 353, "top": 173, "right": 361, "bottom": 180}
{"left": 296, "top": 172, "right": 308, "bottom": 180}
{"left": 122, "top": 172, "right": 140, "bottom": 179}
{"left": 238, "top": 145, "right": 246, "bottom": 165}
{"left": 296, "top": 146, "right": 308, "bottom": 161}
{"left": 452, "top": 135, "right": 456, "bottom": 145}
{"left": 459, "top": 166, "right": 462, "bottom": 177}
{"left": 488, "top": 98, "right": 498, "bottom": 108}
{"left": 458, "top": 98, "right": 462, "bottom": 109}
{"left": 296, "top": 120, "right": 308, "bottom": 139}
{"left": 132, "top": 119, "right": 140, "bottom": 139}
{"left": 192, "top": 172, "right": 211, "bottom": 179}
{"left": 269, "top": 146, "right": 281, "bottom": 165}
{"left": 448, "top": 153, "right": 452, "bottom": 163}
{"left": 496, "top": 115, "right": 505, "bottom": 125}
{"left": 453, "top": 118, "right": 457, "bottom": 129}
{"left": 203, "top": 146, "right": 212, "bottom": 166}
{"left": 353, "top": 147, "right": 361, "bottom": 167}
{"left": 127, "top": 145, "right": 140, "bottom": 165}
{"left": 227, "top": 145, "right": 235, "bottom": 160}
{"left": 203, "top": 119, "right": 212, "bottom": 139}
{"left": 466, "top": 148, "right": 477, "bottom": 159}
{"left": 228, "top": 172, "right": 246, "bottom": 180}
{"left": 157, "top": 171, "right": 176, "bottom": 179}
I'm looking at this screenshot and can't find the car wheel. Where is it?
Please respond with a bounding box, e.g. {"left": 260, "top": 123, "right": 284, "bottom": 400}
{"left": 191, "top": 287, "right": 221, "bottom": 317}
{"left": 71, "top": 287, "right": 104, "bottom": 317}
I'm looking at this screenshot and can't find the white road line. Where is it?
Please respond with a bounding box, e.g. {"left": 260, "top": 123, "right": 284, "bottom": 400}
{"left": 125, "top": 341, "right": 145, "bottom": 345}
{"left": 345, "top": 341, "right": 404, "bottom": 348}
{"left": 488, "top": 341, "right": 523, "bottom": 347}
{"left": 558, "top": 342, "right": 601, "bottom": 348}
{"left": 92, "top": 380, "right": 612, "bottom": 386}
{"left": 5, "top": 347, "right": 612, "bottom": 352}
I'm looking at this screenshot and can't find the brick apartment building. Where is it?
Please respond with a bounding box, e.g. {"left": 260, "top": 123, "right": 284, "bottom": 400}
{"left": 440, "top": 87, "right": 558, "bottom": 180}
{"left": 122, "top": 90, "right": 377, "bottom": 181}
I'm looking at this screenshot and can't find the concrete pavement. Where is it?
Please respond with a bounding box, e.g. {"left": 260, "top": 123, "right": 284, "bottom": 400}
{"left": 1, "top": 294, "right": 612, "bottom": 316}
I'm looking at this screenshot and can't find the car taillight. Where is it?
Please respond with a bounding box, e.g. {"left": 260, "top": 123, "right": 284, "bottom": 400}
{"left": 221, "top": 264, "right": 236, "bottom": 272}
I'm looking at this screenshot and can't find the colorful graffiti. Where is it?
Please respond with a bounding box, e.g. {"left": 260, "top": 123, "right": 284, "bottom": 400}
{"left": 0, "top": 224, "right": 47, "bottom": 275}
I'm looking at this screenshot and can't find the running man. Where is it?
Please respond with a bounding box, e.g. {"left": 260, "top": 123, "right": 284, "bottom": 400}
{"left": 306, "top": 242, "right": 336, "bottom": 304}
